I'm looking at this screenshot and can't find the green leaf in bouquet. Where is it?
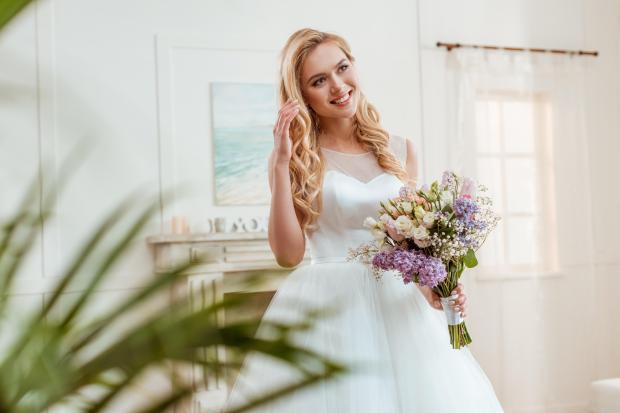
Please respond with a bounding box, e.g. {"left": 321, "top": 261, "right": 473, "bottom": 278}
{"left": 464, "top": 248, "right": 478, "bottom": 268}
{"left": 441, "top": 204, "right": 453, "bottom": 214}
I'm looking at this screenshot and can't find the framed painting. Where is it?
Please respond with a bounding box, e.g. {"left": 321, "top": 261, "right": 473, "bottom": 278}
{"left": 211, "top": 82, "right": 276, "bottom": 205}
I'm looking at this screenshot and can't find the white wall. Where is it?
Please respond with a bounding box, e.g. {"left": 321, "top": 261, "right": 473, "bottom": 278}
{"left": 583, "top": 0, "right": 620, "bottom": 381}
{"left": 1, "top": 0, "right": 619, "bottom": 412}
{"left": 418, "top": 1, "right": 620, "bottom": 412}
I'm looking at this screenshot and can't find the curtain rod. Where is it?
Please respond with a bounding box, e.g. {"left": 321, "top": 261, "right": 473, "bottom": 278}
{"left": 436, "top": 41, "right": 598, "bottom": 57}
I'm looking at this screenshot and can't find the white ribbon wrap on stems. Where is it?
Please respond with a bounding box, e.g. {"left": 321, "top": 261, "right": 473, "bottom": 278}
{"left": 440, "top": 294, "right": 463, "bottom": 326}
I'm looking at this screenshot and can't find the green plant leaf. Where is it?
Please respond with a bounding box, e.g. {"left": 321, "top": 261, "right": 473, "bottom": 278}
{"left": 464, "top": 248, "right": 478, "bottom": 268}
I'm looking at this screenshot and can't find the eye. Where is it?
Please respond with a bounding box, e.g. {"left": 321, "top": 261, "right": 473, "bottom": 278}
{"left": 339, "top": 64, "right": 349, "bottom": 72}
{"left": 312, "top": 77, "right": 325, "bottom": 87}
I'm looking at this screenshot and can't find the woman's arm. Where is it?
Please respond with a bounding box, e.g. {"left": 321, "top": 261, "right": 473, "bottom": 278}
{"left": 267, "top": 99, "right": 306, "bottom": 268}
{"left": 268, "top": 153, "right": 306, "bottom": 268}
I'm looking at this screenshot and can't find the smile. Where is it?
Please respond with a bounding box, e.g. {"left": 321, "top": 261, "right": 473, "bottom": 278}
{"left": 330, "top": 90, "right": 353, "bottom": 106}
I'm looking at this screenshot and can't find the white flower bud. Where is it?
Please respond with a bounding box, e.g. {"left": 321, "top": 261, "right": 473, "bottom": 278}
{"left": 372, "top": 228, "right": 386, "bottom": 241}
{"left": 363, "top": 217, "right": 378, "bottom": 229}
{"left": 400, "top": 201, "right": 413, "bottom": 214}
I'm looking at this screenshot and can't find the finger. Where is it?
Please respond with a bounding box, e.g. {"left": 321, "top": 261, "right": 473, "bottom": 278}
{"left": 274, "top": 112, "right": 298, "bottom": 148}
{"left": 283, "top": 104, "right": 300, "bottom": 125}
{"left": 452, "top": 295, "right": 466, "bottom": 306}
{"left": 279, "top": 99, "right": 298, "bottom": 113}
{"left": 280, "top": 106, "right": 299, "bottom": 133}
{"left": 451, "top": 283, "right": 464, "bottom": 294}
{"left": 274, "top": 104, "right": 293, "bottom": 137}
{"left": 275, "top": 105, "right": 298, "bottom": 139}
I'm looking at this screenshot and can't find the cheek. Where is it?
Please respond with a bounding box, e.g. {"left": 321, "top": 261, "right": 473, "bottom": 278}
{"left": 304, "top": 88, "right": 327, "bottom": 108}
{"left": 345, "top": 72, "right": 359, "bottom": 88}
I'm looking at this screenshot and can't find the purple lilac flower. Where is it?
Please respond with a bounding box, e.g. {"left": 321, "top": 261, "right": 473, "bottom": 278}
{"left": 391, "top": 250, "right": 424, "bottom": 283}
{"left": 399, "top": 185, "right": 416, "bottom": 200}
{"left": 372, "top": 249, "right": 443, "bottom": 286}
{"left": 417, "top": 256, "right": 447, "bottom": 288}
{"left": 372, "top": 250, "right": 395, "bottom": 271}
{"left": 453, "top": 197, "right": 479, "bottom": 226}
{"left": 441, "top": 171, "right": 457, "bottom": 189}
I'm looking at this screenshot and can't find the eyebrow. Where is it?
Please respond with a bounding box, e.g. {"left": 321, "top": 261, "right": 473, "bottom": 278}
{"left": 307, "top": 58, "right": 348, "bottom": 85}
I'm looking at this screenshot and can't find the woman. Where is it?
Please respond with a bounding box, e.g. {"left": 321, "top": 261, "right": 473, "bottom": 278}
{"left": 226, "top": 28, "right": 504, "bottom": 412}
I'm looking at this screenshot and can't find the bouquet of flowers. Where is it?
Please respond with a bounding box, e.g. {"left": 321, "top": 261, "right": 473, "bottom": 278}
{"left": 348, "top": 171, "right": 501, "bottom": 349}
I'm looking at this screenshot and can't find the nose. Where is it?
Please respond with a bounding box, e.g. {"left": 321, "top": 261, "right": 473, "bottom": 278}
{"left": 330, "top": 80, "right": 347, "bottom": 95}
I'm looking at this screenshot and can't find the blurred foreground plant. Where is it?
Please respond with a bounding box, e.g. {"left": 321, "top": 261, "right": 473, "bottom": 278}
{"left": 0, "top": 169, "right": 345, "bottom": 413}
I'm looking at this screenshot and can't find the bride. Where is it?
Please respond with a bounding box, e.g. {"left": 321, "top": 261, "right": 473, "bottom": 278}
{"left": 225, "top": 28, "right": 504, "bottom": 412}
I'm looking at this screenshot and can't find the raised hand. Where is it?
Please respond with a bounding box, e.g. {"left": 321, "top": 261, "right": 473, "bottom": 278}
{"left": 272, "top": 98, "right": 300, "bottom": 165}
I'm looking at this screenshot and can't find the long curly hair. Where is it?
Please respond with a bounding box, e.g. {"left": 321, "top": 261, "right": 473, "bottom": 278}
{"left": 278, "top": 28, "right": 407, "bottom": 232}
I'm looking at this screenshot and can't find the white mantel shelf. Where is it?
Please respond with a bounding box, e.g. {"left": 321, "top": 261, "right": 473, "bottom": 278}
{"left": 146, "top": 231, "right": 269, "bottom": 245}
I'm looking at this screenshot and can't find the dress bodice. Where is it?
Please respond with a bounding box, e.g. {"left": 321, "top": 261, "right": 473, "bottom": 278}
{"left": 306, "top": 135, "right": 408, "bottom": 263}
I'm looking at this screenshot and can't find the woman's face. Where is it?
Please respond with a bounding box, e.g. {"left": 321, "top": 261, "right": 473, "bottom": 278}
{"left": 300, "top": 41, "right": 360, "bottom": 121}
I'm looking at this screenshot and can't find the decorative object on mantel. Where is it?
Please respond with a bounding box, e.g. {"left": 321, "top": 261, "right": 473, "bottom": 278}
{"left": 212, "top": 216, "right": 268, "bottom": 233}
{"left": 165, "top": 216, "right": 268, "bottom": 235}
{"left": 170, "top": 215, "right": 190, "bottom": 234}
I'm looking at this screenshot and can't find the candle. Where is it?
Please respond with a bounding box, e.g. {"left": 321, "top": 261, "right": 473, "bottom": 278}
{"left": 170, "top": 216, "right": 189, "bottom": 234}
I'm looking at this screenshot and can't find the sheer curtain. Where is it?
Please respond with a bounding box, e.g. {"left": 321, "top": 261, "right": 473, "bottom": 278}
{"left": 442, "top": 49, "right": 598, "bottom": 410}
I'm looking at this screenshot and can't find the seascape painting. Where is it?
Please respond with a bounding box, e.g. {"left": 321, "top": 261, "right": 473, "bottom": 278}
{"left": 211, "top": 82, "right": 276, "bottom": 205}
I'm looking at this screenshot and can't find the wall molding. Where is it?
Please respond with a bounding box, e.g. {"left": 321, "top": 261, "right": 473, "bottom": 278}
{"left": 154, "top": 33, "right": 277, "bottom": 231}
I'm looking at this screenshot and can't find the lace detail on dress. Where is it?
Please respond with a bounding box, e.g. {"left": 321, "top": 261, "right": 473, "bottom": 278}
{"left": 320, "top": 135, "right": 407, "bottom": 183}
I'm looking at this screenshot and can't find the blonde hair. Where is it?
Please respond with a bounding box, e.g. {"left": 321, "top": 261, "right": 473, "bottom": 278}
{"left": 278, "top": 28, "right": 407, "bottom": 232}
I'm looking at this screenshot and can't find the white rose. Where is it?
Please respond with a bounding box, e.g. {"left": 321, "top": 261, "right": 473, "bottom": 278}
{"left": 394, "top": 215, "right": 415, "bottom": 237}
{"left": 412, "top": 225, "right": 429, "bottom": 240}
{"left": 422, "top": 212, "right": 435, "bottom": 229}
{"left": 440, "top": 190, "right": 454, "bottom": 207}
{"left": 372, "top": 228, "right": 386, "bottom": 241}
{"left": 363, "top": 217, "right": 377, "bottom": 229}
{"left": 400, "top": 201, "right": 413, "bottom": 214}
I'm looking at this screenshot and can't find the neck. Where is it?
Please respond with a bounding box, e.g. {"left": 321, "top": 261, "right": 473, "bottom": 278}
{"left": 318, "top": 117, "right": 356, "bottom": 148}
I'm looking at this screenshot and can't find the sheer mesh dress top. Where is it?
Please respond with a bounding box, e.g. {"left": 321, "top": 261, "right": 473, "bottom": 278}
{"left": 306, "top": 135, "right": 409, "bottom": 265}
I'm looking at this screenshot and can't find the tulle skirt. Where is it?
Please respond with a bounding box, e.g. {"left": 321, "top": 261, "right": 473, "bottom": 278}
{"left": 225, "top": 261, "right": 504, "bottom": 412}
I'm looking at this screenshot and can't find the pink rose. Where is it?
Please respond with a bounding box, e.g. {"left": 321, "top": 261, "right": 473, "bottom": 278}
{"left": 460, "top": 177, "right": 477, "bottom": 199}
{"left": 386, "top": 221, "right": 405, "bottom": 242}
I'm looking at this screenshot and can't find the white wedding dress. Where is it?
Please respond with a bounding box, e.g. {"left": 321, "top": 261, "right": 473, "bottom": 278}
{"left": 225, "top": 135, "right": 504, "bottom": 412}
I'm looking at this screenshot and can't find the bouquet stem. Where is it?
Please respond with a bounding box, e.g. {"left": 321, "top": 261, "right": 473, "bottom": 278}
{"left": 436, "top": 261, "right": 472, "bottom": 350}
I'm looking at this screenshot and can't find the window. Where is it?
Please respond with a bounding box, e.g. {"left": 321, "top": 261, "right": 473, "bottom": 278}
{"left": 473, "top": 91, "right": 559, "bottom": 276}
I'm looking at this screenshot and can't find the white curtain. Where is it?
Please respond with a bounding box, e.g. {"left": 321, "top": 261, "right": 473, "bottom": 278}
{"left": 442, "top": 49, "right": 598, "bottom": 410}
